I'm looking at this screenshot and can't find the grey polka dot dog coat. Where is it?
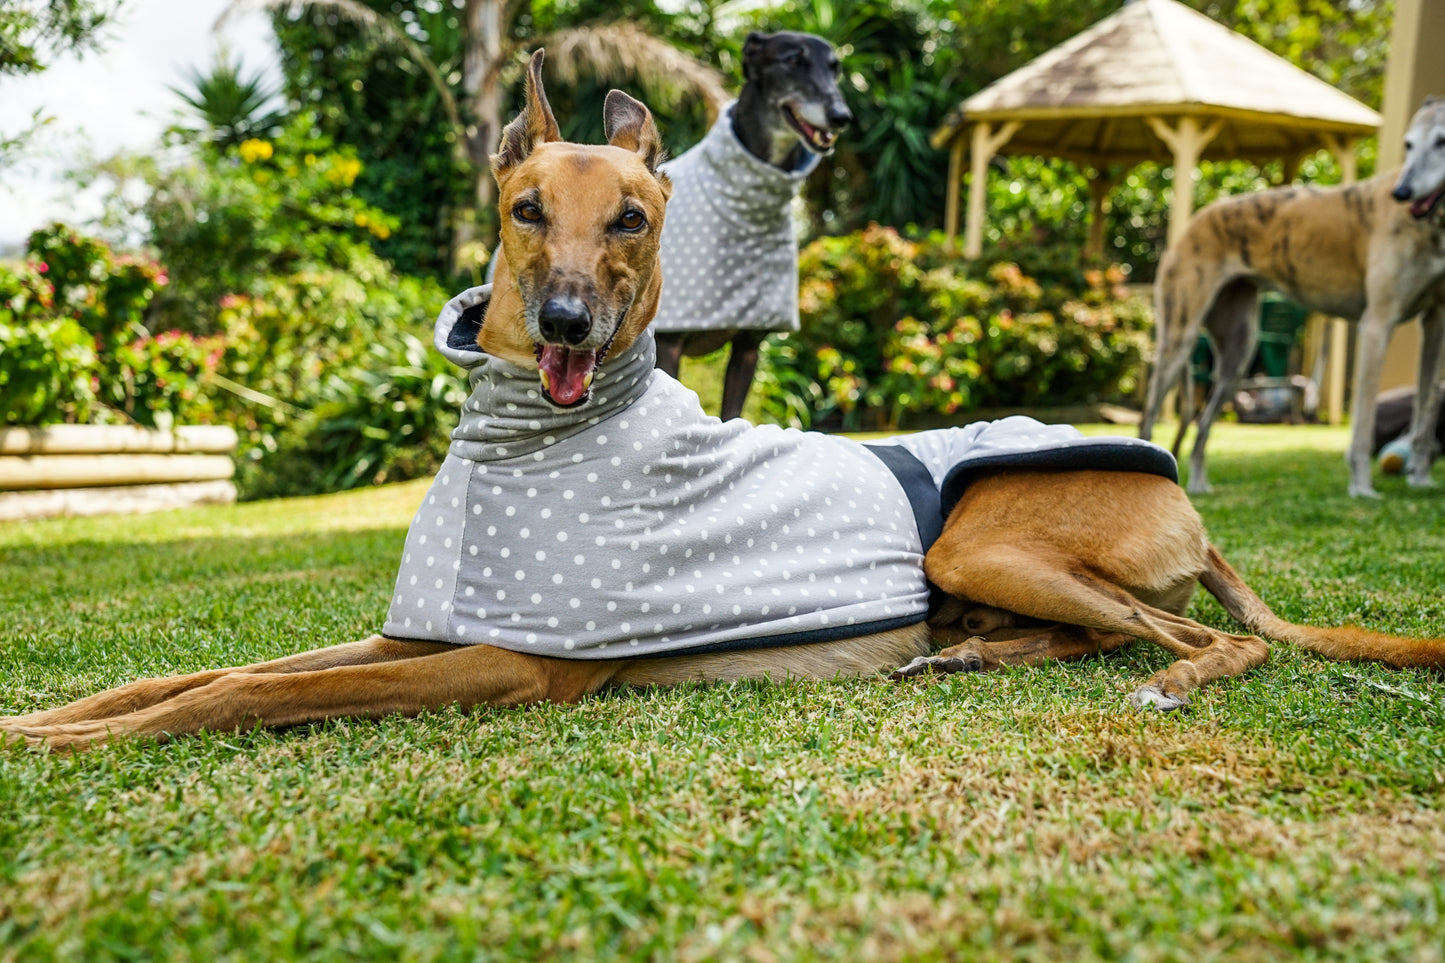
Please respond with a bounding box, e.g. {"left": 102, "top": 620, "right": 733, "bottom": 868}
{"left": 382, "top": 285, "right": 1178, "bottom": 659}
{"left": 650, "top": 102, "right": 820, "bottom": 335}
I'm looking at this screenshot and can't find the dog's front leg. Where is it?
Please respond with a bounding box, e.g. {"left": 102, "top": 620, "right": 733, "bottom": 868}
{"left": 1348, "top": 308, "right": 1401, "bottom": 497}
{"left": 6, "top": 644, "right": 621, "bottom": 751}
{"left": 0, "top": 636, "right": 454, "bottom": 729}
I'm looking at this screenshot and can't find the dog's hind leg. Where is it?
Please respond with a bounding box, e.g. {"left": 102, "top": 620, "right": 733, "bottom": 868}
{"left": 927, "top": 546, "right": 1265, "bottom": 708}
{"left": 924, "top": 472, "right": 1269, "bottom": 708}
{"left": 1169, "top": 365, "right": 1195, "bottom": 457}
{"left": 1406, "top": 304, "right": 1445, "bottom": 488}
{"left": 7, "top": 643, "right": 620, "bottom": 752}
{"left": 1143, "top": 267, "right": 1214, "bottom": 443}
{"left": 1185, "top": 280, "right": 1258, "bottom": 494}
{"left": 0, "top": 636, "right": 455, "bottom": 729}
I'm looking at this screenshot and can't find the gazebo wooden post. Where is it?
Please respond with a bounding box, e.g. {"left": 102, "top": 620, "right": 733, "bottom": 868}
{"left": 1145, "top": 115, "right": 1223, "bottom": 246}
{"left": 963, "top": 120, "right": 1021, "bottom": 258}
{"left": 944, "top": 137, "right": 966, "bottom": 247}
{"left": 1084, "top": 166, "right": 1121, "bottom": 260}
{"left": 1319, "top": 132, "right": 1361, "bottom": 425}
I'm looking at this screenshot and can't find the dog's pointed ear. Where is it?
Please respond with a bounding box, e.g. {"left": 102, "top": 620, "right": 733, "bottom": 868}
{"left": 603, "top": 89, "right": 666, "bottom": 175}
{"left": 742, "top": 32, "right": 768, "bottom": 80}
{"left": 491, "top": 50, "right": 562, "bottom": 185}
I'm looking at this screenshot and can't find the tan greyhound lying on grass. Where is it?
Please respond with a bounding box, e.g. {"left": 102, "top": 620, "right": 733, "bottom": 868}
{"left": 1141, "top": 97, "right": 1445, "bottom": 497}
{"left": 4, "top": 54, "right": 1443, "bottom": 753}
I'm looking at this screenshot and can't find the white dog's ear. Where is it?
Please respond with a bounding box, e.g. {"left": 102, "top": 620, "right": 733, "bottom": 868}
{"left": 603, "top": 89, "right": 666, "bottom": 175}
{"left": 491, "top": 50, "right": 561, "bottom": 185}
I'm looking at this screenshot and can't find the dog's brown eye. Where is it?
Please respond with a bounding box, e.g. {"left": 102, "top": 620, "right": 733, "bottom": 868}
{"left": 513, "top": 202, "right": 543, "bottom": 224}
{"left": 617, "top": 210, "right": 646, "bottom": 232}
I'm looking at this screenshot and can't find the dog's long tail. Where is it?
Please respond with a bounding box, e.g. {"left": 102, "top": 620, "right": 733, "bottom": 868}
{"left": 1201, "top": 545, "right": 1445, "bottom": 668}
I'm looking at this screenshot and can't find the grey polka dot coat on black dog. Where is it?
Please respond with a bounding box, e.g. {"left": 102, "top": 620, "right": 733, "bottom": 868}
{"left": 651, "top": 102, "right": 817, "bottom": 338}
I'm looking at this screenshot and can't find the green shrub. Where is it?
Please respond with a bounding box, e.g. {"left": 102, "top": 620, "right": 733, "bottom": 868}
{"left": 755, "top": 225, "right": 1151, "bottom": 429}
{"left": 240, "top": 331, "right": 463, "bottom": 500}
{"left": 213, "top": 266, "right": 453, "bottom": 498}
{"left": 140, "top": 117, "right": 401, "bottom": 335}
{"left": 1, "top": 228, "right": 220, "bottom": 429}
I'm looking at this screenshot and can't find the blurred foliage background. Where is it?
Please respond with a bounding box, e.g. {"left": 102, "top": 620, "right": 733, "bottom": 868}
{"left": 0, "top": 0, "right": 1395, "bottom": 497}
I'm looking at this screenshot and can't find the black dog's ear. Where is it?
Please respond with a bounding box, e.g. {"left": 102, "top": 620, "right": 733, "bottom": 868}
{"left": 491, "top": 50, "right": 562, "bottom": 186}
{"left": 741, "top": 32, "right": 769, "bottom": 81}
{"left": 604, "top": 89, "right": 666, "bottom": 175}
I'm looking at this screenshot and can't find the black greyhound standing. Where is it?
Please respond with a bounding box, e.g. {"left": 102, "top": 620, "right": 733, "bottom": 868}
{"left": 652, "top": 31, "right": 853, "bottom": 421}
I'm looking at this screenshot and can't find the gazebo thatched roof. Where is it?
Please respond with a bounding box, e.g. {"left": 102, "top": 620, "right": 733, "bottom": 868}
{"left": 932, "top": 0, "right": 1379, "bottom": 165}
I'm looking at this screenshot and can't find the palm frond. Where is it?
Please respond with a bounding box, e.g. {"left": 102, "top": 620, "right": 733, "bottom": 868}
{"left": 215, "top": 0, "right": 465, "bottom": 142}
{"left": 513, "top": 23, "right": 730, "bottom": 123}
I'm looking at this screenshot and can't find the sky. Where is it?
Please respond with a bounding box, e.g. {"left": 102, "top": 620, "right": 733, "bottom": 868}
{"left": 0, "top": 0, "right": 282, "bottom": 254}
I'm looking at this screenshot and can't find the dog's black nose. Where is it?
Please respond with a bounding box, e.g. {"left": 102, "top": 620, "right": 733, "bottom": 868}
{"left": 538, "top": 297, "right": 592, "bottom": 346}
{"left": 1392, "top": 182, "right": 1413, "bottom": 201}
{"left": 827, "top": 105, "right": 854, "bottom": 129}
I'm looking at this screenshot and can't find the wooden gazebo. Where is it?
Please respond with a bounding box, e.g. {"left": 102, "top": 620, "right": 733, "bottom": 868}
{"left": 931, "top": 0, "right": 1383, "bottom": 258}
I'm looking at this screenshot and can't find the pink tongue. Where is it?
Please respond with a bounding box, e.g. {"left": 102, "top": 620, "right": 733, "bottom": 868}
{"left": 538, "top": 345, "right": 598, "bottom": 406}
{"left": 1411, "top": 187, "right": 1444, "bottom": 218}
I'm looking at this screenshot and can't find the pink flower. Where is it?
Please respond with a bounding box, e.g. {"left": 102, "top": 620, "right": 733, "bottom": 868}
{"left": 37, "top": 261, "right": 49, "bottom": 273}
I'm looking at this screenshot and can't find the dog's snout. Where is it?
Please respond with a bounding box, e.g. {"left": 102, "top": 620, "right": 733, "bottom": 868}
{"left": 827, "top": 105, "right": 854, "bottom": 129}
{"left": 1392, "top": 181, "right": 1413, "bottom": 201}
{"left": 538, "top": 297, "right": 593, "bottom": 346}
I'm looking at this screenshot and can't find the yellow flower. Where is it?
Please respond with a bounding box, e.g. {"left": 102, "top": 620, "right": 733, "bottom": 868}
{"left": 326, "top": 157, "right": 363, "bottom": 186}
{"left": 238, "top": 139, "right": 274, "bottom": 163}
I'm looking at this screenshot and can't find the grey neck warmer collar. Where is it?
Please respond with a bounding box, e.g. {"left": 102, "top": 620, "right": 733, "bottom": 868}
{"left": 436, "top": 284, "right": 658, "bottom": 462}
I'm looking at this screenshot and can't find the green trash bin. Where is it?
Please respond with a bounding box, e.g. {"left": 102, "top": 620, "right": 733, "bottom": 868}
{"left": 1253, "top": 294, "right": 1307, "bottom": 378}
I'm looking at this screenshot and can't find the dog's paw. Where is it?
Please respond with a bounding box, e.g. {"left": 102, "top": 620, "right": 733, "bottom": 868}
{"left": 1128, "top": 685, "right": 1190, "bottom": 712}
{"left": 888, "top": 652, "right": 984, "bottom": 681}
{"left": 1406, "top": 474, "right": 1438, "bottom": 489}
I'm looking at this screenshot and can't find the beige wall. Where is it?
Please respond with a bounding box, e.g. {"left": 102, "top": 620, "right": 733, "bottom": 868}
{"left": 1377, "top": 0, "right": 1445, "bottom": 389}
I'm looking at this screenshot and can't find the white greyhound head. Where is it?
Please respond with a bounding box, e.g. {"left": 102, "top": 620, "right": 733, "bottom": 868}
{"left": 1393, "top": 96, "right": 1445, "bottom": 220}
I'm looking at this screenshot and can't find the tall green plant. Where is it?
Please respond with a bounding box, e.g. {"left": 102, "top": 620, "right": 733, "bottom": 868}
{"left": 170, "top": 53, "right": 285, "bottom": 148}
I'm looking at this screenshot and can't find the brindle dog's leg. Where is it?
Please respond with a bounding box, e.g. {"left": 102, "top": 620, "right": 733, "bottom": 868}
{"left": 4, "top": 644, "right": 621, "bottom": 752}
{"left": 0, "top": 637, "right": 455, "bottom": 729}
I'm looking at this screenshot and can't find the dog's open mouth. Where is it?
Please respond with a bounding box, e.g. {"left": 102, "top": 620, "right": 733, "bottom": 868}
{"left": 535, "top": 344, "right": 598, "bottom": 407}
{"left": 1408, "top": 185, "right": 1445, "bottom": 219}
{"left": 781, "top": 103, "right": 837, "bottom": 153}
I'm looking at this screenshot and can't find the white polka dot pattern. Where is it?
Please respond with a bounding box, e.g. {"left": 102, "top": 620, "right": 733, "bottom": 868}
{"left": 652, "top": 102, "right": 819, "bottom": 335}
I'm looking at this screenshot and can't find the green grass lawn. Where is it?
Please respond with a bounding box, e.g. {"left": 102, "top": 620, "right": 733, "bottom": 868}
{"left": 3, "top": 422, "right": 1444, "bottom": 961}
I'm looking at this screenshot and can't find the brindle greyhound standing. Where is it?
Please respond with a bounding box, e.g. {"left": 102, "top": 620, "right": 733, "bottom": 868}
{"left": 4, "top": 56, "right": 1443, "bottom": 752}
{"left": 1142, "top": 98, "right": 1445, "bottom": 497}
{"left": 653, "top": 31, "right": 852, "bottom": 421}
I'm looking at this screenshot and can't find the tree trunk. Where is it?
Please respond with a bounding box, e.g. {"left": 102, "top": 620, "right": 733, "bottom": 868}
{"left": 464, "top": 0, "right": 505, "bottom": 225}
